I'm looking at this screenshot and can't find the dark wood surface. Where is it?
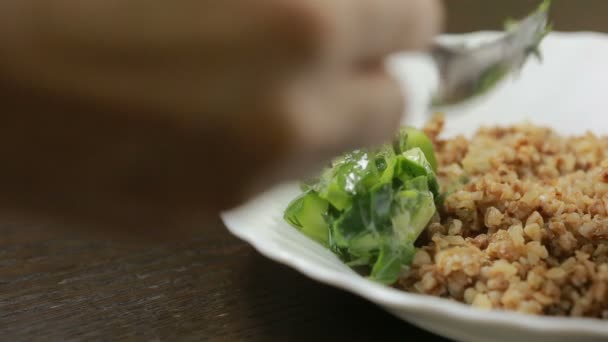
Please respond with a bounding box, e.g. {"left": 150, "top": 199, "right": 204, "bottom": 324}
{"left": 3, "top": 1, "right": 608, "bottom": 341}
{"left": 0, "top": 219, "right": 445, "bottom": 341}
{"left": 444, "top": 0, "right": 608, "bottom": 33}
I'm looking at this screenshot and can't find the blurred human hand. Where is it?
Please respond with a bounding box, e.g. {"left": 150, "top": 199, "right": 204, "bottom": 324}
{"left": 0, "top": 0, "right": 442, "bottom": 237}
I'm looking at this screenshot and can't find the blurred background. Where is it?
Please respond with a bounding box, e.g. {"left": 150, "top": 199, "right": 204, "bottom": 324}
{"left": 446, "top": 0, "right": 608, "bottom": 33}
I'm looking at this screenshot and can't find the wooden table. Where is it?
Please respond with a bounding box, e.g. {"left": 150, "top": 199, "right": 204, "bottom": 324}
{"left": 444, "top": 0, "right": 608, "bottom": 34}
{"left": 2, "top": 1, "right": 607, "bottom": 341}
{"left": 0, "top": 219, "right": 445, "bottom": 341}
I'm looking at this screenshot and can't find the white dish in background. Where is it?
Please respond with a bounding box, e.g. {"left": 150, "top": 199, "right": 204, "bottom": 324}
{"left": 221, "top": 32, "right": 608, "bottom": 342}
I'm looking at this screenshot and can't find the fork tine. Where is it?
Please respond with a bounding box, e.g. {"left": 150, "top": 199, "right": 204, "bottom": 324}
{"left": 430, "top": 1, "right": 551, "bottom": 108}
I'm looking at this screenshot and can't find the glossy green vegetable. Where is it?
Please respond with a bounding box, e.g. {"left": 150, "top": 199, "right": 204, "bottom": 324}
{"left": 284, "top": 191, "right": 330, "bottom": 245}
{"left": 394, "top": 127, "right": 438, "bottom": 172}
{"left": 284, "top": 127, "right": 440, "bottom": 285}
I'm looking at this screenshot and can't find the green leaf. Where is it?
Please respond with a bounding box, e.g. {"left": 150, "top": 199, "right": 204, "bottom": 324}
{"left": 348, "top": 233, "right": 382, "bottom": 258}
{"left": 473, "top": 63, "right": 511, "bottom": 99}
{"left": 538, "top": 0, "right": 551, "bottom": 13}
{"left": 503, "top": 17, "right": 518, "bottom": 31}
{"left": 369, "top": 243, "right": 402, "bottom": 284}
{"left": 392, "top": 189, "right": 436, "bottom": 243}
{"left": 396, "top": 148, "right": 440, "bottom": 198}
{"left": 369, "top": 242, "right": 416, "bottom": 284}
{"left": 394, "top": 127, "right": 438, "bottom": 172}
{"left": 330, "top": 195, "right": 370, "bottom": 248}
{"left": 284, "top": 125, "right": 444, "bottom": 286}
{"left": 369, "top": 182, "right": 394, "bottom": 229}
{"left": 284, "top": 191, "right": 330, "bottom": 245}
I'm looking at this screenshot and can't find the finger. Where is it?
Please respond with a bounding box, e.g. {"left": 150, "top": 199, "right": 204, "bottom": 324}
{"left": 319, "top": 0, "right": 444, "bottom": 64}
{"left": 333, "top": 66, "right": 405, "bottom": 148}
{"left": 283, "top": 64, "right": 405, "bottom": 175}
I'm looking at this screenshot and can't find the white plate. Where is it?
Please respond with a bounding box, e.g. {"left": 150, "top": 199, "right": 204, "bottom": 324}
{"left": 221, "top": 32, "right": 608, "bottom": 342}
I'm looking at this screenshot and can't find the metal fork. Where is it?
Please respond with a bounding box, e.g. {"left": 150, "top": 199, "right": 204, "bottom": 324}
{"left": 430, "top": 1, "right": 551, "bottom": 107}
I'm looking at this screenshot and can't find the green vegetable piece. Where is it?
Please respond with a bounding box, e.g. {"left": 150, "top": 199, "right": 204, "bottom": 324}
{"left": 369, "top": 243, "right": 402, "bottom": 284}
{"left": 348, "top": 232, "right": 381, "bottom": 258}
{"left": 369, "top": 242, "right": 416, "bottom": 284}
{"left": 320, "top": 178, "right": 352, "bottom": 211}
{"left": 284, "top": 122, "right": 444, "bottom": 286}
{"left": 315, "top": 151, "right": 371, "bottom": 210}
{"left": 331, "top": 185, "right": 384, "bottom": 236}
{"left": 505, "top": 0, "right": 551, "bottom": 34}
{"left": 284, "top": 191, "right": 330, "bottom": 245}
{"left": 399, "top": 242, "right": 417, "bottom": 266}
{"left": 473, "top": 63, "right": 511, "bottom": 99}
{"left": 401, "top": 147, "right": 433, "bottom": 173}
{"left": 504, "top": 1, "right": 552, "bottom": 66}
{"left": 345, "top": 257, "right": 372, "bottom": 267}
{"left": 330, "top": 195, "right": 369, "bottom": 248}
{"left": 394, "top": 127, "right": 438, "bottom": 172}
{"left": 394, "top": 148, "right": 440, "bottom": 198}
{"left": 331, "top": 183, "right": 393, "bottom": 251}
{"left": 404, "top": 176, "right": 430, "bottom": 193}
{"left": 395, "top": 155, "right": 428, "bottom": 182}
{"left": 392, "top": 189, "right": 436, "bottom": 243}
{"left": 371, "top": 145, "right": 397, "bottom": 185}
{"left": 369, "top": 182, "right": 394, "bottom": 229}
